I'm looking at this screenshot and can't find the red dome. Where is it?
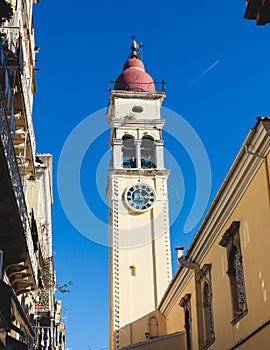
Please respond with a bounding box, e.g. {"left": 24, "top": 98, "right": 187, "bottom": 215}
{"left": 114, "top": 57, "right": 155, "bottom": 92}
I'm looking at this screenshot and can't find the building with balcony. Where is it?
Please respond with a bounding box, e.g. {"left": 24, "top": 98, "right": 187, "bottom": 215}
{"left": 0, "top": 1, "right": 65, "bottom": 350}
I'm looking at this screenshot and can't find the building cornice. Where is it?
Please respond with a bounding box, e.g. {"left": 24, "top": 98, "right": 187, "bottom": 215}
{"left": 159, "top": 117, "right": 270, "bottom": 315}
{"left": 159, "top": 265, "right": 194, "bottom": 315}
{"left": 189, "top": 117, "right": 270, "bottom": 262}
{"left": 111, "top": 119, "right": 165, "bottom": 129}
{"left": 108, "top": 169, "right": 170, "bottom": 178}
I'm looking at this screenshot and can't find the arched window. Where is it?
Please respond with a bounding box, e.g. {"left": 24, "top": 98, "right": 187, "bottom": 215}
{"left": 228, "top": 246, "right": 247, "bottom": 316}
{"left": 197, "top": 264, "right": 215, "bottom": 347}
{"left": 129, "top": 265, "right": 136, "bottom": 276}
{"left": 141, "top": 136, "right": 156, "bottom": 169}
{"left": 184, "top": 308, "right": 192, "bottom": 350}
{"left": 219, "top": 222, "right": 247, "bottom": 323}
{"left": 122, "top": 135, "right": 135, "bottom": 168}
{"left": 148, "top": 316, "right": 158, "bottom": 339}
{"left": 180, "top": 293, "right": 192, "bottom": 350}
{"left": 234, "top": 250, "right": 247, "bottom": 313}
{"left": 203, "top": 282, "right": 214, "bottom": 345}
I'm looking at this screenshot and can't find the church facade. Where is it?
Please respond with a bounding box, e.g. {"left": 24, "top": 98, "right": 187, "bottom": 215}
{"left": 107, "top": 41, "right": 270, "bottom": 350}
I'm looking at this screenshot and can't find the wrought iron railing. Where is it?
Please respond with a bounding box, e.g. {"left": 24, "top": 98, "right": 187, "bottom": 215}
{"left": 0, "top": 25, "right": 36, "bottom": 155}
{"left": 112, "top": 80, "right": 166, "bottom": 92}
{"left": 0, "top": 88, "right": 37, "bottom": 284}
{"left": 0, "top": 26, "right": 19, "bottom": 53}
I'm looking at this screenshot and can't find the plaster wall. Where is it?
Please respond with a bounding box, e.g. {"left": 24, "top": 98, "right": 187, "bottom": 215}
{"left": 111, "top": 174, "right": 171, "bottom": 327}
{"left": 163, "top": 150, "right": 270, "bottom": 350}
{"left": 114, "top": 98, "right": 161, "bottom": 121}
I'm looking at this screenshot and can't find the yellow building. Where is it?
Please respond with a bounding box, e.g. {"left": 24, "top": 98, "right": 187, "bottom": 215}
{"left": 158, "top": 116, "right": 270, "bottom": 350}
{"left": 107, "top": 41, "right": 270, "bottom": 350}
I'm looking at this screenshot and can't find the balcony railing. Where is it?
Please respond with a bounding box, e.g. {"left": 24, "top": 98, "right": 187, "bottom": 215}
{"left": 112, "top": 80, "right": 165, "bottom": 92}
{"left": 0, "top": 25, "right": 36, "bottom": 156}
{"left": 0, "top": 88, "right": 37, "bottom": 284}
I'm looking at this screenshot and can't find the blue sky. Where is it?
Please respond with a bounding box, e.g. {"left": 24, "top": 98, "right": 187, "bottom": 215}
{"left": 33, "top": 1, "right": 270, "bottom": 349}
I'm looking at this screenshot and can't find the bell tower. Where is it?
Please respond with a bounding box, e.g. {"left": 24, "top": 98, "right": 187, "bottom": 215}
{"left": 107, "top": 39, "right": 172, "bottom": 350}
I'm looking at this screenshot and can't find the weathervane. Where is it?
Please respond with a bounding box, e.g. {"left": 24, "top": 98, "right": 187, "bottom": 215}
{"left": 129, "top": 35, "right": 143, "bottom": 60}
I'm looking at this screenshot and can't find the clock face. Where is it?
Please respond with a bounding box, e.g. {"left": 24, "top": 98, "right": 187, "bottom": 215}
{"left": 125, "top": 184, "right": 155, "bottom": 212}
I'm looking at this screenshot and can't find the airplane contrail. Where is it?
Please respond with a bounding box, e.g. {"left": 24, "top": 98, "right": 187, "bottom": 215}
{"left": 178, "top": 59, "right": 220, "bottom": 94}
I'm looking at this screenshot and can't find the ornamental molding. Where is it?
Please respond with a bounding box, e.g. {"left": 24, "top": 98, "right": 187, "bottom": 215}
{"left": 108, "top": 169, "right": 170, "bottom": 178}
{"left": 111, "top": 119, "right": 165, "bottom": 129}
{"left": 159, "top": 267, "right": 193, "bottom": 316}
{"left": 179, "top": 293, "right": 191, "bottom": 308}
{"left": 219, "top": 221, "right": 240, "bottom": 247}
{"left": 110, "top": 90, "right": 165, "bottom": 100}
{"left": 196, "top": 263, "right": 212, "bottom": 283}
{"left": 159, "top": 118, "right": 270, "bottom": 315}
{"left": 188, "top": 118, "right": 270, "bottom": 264}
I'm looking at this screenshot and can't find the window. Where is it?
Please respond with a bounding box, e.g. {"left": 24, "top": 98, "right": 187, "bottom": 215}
{"left": 132, "top": 105, "right": 143, "bottom": 113}
{"left": 122, "top": 135, "right": 136, "bottom": 168}
{"left": 141, "top": 136, "right": 156, "bottom": 169}
{"left": 180, "top": 294, "right": 192, "bottom": 350}
{"left": 203, "top": 282, "right": 214, "bottom": 346}
{"left": 219, "top": 221, "right": 247, "bottom": 323}
{"left": 229, "top": 246, "right": 247, "bottom": 316}
{"left": 197, "top": 264, "right": 215, "bottom": 348}
{"left": 148, "top": 316, "right": 158, "bottom": 338}
{"left": 129, "top": 265, "right": 136, "bottom": 276}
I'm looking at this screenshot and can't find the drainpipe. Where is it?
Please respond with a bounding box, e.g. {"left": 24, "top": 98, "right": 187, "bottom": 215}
{"left": 175, "top": 247, "right": 199, "bottom": 271}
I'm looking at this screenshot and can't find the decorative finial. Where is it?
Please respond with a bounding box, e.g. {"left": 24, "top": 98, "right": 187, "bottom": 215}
{"left": 129, "top": 35, "right": 143, "bottom": 60}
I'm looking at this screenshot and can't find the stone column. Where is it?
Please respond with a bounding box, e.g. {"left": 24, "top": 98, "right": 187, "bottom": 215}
{"left": 134, "top": 139, "right": 141, "bottom": 168}
{"left": 155, "top": 140, "right": 164, "bottom": 169}
{"left": 112, "top": 138, "right": 123, "bottom": 169}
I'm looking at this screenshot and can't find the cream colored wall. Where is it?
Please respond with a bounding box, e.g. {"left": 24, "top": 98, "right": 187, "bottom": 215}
{"left": 108, "top": 91, "right": 170, "bottom": 350}
{"left": 112, "top": 175, "right": 171, "bottom": 326}
{"left": 120, "top": 310, "right": 167, "bottom": 347}
{"left": 114, "top": 98, "right": 161, "bottom": 121}
{"left": 25, "top": 180, "right": 40, "bottom": 213}
{"left": 109, "top": 171, "right": 172, "bottom": 348}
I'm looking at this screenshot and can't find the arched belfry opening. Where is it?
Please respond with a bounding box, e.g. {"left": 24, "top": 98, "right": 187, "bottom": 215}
{"left": 141, "top": 136, "right": 156, "bottom": 169}
{"left": 122, "top": 135, "right": 136, "bottom": 168}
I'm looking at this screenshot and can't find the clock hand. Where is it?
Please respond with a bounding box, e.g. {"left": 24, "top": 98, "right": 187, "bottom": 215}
{"left": 133, "top": 193, "right": 140, "bottom": 200}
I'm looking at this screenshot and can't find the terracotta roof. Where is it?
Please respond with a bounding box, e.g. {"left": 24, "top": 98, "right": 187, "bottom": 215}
{"left": 114, "top": 57, "right": 155, "bottom": 92}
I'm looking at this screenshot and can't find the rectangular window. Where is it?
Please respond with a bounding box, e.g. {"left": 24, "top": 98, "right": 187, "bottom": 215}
{"left": 219, "top": 221, "right": 248, "bottom": 324}
{"left": 197, "top": 264, "right": 215, "bottom": 348}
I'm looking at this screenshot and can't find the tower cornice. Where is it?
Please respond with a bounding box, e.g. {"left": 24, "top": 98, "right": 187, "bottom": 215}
{"left": 110, "top": 119, "right": 165, "bottom": 129}
{"left": 108, "top": 168, "right": 170, "bottom": 178}
{"left": 110, "top": 90, "right": 165, "bottom": 101}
